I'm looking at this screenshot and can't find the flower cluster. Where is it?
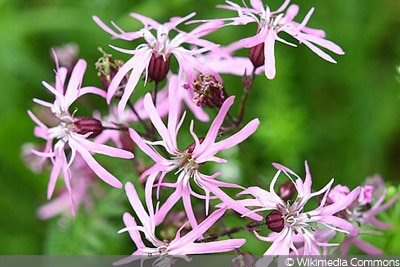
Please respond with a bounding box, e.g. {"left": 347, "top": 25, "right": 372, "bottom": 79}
{"left": 25, "top": 0, "right": 397, "bottom": 263}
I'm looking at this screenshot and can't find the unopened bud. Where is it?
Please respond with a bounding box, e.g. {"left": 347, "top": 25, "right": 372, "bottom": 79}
{"left": 278, "top": 181, "right": 296, "bottom": 201}
{"left": 266, "top": 210, "right": 284, "bottom": 233}
{"left": 249, "top": 42, "right": 265, "bottom": 69}
{"left": 148, "top": 53, "right": 171, "bottom": 82}
{"left": 192, "top": 74, "right": 227, "bottom": 108}
{"left": 73, "top": 117, "right": 103, "bottom": 138}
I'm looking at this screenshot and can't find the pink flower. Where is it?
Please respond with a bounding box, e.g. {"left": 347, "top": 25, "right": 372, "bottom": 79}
{"left": 328, "top": 175, "right": 399, "bottom": 255}
{"left": 28, "top": 58, "right": 133, "bottom": 214}
{"left": 36, "top": 154, "right": 94, "bottom": 219}
{"left": 218, "top": 0, "right": 345, "bottom": 79}
{"left": 238, "top": 161, "right": 360, "bottom": 255}
{"left": 129, "top": 77, "right": 262, "bottom": 228}
{"left": 93, "top": 13, "right": 222, "bottom": 116}
{"left": 116, "top": 182, "right": 245, "bottom": 264}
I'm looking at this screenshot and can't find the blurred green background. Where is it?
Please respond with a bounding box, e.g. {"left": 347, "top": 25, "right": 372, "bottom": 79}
{"left": 0, "top": 0, "right": 399, "bottom": 255}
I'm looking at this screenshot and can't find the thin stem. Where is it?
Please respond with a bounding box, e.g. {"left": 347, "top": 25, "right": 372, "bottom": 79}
{"left": 217, "top": 68, "right": 257, "bottom": 137}
{"left": 227, "top": 111, "right": 238, "bottom": 126}
{"left": 127, "top": 100, "right": 153, "bottom": 137}
{"left": 102, "top": 126, "right": 129, "bottom": 131}
{"left": 195, "top": 219, "right": 266, "bottom": 243}
{"left": 245, "top": 220, "right": 266, "bottom": 230}
{"left": 237, "top": 68, "right": 256, "bottom": 127}
{"left": 196, "top": 227, "right": 244, "bottom": 243}
{"left": 152, "top": 81, "right": 160, "bottom": 107}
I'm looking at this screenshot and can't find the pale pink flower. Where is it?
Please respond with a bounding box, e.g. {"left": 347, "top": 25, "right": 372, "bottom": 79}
{"left": 28, "top": 58, "right": 133, "bottom": 212}
{"left": 36, "top": 154, "right": 94, "bottom": 219}
{"left": 93, "top": 13, "right": 222, "bottom": 116}
{"left": 217, "top": 0, "right": 345, "bottom": 79}
{"left": 129, "top": 76, "right": 262, "bottom": 228}
{"left": 238, "top": 162, "right": 360, "bottom": 255}
{"left": 116, "top": 182, "right": 245, "bottom": 264}
{"left": 328, "top": 175, "right": 399, "bottom": 255}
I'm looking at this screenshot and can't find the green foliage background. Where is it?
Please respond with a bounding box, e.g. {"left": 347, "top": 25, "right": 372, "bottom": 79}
{"left": 0, "top": 0, "right": 399, "bottom": 255}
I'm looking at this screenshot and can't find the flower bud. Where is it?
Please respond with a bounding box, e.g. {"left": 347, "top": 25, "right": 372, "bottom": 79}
{"left": 249, "top": 42, "right": 265, "bottom": 69}
{"left": 73, "top": 117, "right": 103, "bottom": 138}
{"left": 278, "top": 181, "right": 296, "bottom": 201}
{"left": 148, "top": 53, "right": 171, "bottom": 82}
{"left": 192, "top": 74, "right": 227, "bottom": 108}
{"left": 266, "top": 210, "right": 284, "bottom": 233}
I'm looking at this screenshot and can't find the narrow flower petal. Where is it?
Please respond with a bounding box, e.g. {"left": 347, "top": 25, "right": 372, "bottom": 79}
{"left": 171, "top": 239, "right": 245, "bottom": 255}
{"left": 69, "top": 140, "right": 122, "bottom": 188}
{"left": 121, "top": 212, "right": 146, "bottom": 250}
{"left": 193, "top": 96, "right": 235, "bottom": 156}
{"left": 196, "top": 119, "right": 259, "bottom": 162}
{"left": 264, "top": 30, "right": 277, "bottom": 79}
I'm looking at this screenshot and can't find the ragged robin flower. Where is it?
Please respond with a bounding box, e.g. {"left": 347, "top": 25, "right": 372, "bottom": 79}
{"left": 217, "top": 0, "right": 345, "bottom": 79}
{"left": 93, "top": 12, "right": 223, "bottom": 116}
{"left": 237, "top": 162, "right": 360, "bottom": 255}
{"left": 28, "top": 55, "right": 133, "bottom": 215}
{"left": 327, "top": 175, "right": 399, "bottom": 255}
{"left": 129, "top": 76, "right": 262, "bottom": 228}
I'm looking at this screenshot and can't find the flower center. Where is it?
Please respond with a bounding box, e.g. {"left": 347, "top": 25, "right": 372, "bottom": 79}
{"left": 275, "top": 199, "right": 310, "bottom": 234}
{"left": 48, "top": 113, "right": 103, "bottom": 140}
{"left": 48, "top": 114, "right": 74, "bottom": 141}
{"left": 172, "top": 152, "right": 199, "bottom": 177}
{"left": 258, "top": 7, "right": 288, "bottom": 32}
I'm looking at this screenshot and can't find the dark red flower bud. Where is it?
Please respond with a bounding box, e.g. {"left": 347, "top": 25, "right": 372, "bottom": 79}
{"left": 249, "top": 42, "right": 265, "bottom": 69}
{"left": 278, "top": 181, "right": 296, "bottom": 201}
{"left": 73, "top": 117, "right": 103, "bottom": 138}
{"left": 192, "top": 74, "right": 227, "bottom": 108}
{"left": 266, "top": 210, "right": 284, "bottom": 233}
{"left": 148, "top": 53, "right": 171, "bottom": 82}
